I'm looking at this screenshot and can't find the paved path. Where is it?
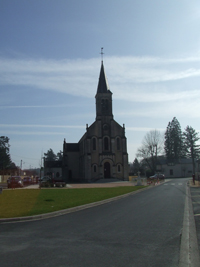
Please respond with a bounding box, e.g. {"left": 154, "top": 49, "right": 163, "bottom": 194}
{"left": 15, "top": 181, "right": 143, "bottom": 189}
{"left": 17, "top": 178, "right": 162, "bottom": 189}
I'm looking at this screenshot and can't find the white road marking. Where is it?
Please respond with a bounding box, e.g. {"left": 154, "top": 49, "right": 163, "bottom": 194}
{"left": 163, "top": 183, "right": 183, "bottom": 186}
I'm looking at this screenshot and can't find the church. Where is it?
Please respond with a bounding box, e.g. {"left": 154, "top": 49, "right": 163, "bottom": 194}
{"left": 44, "top": 60, "right": 129, "bottom": 182}
{"left": 62, "top": 60, "right": 129, "bottom": 182}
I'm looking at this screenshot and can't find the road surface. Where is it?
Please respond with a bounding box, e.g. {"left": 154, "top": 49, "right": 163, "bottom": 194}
{"left": 0, "top": 178, "right": 190, "bottom": 266}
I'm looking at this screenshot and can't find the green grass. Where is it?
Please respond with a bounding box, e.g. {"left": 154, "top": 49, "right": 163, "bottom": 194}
{"left": 0, "top": 186, "right": 145, "bottom": 218}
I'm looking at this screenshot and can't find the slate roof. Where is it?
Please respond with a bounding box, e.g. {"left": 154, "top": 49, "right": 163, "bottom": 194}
{"left": 66, "top": 143, "right": 79, "bottom": 152}
{"left": 96, "top": 62, "right": 110, "bottom": 94}
{"left": 156, "top": 156, "right": 194, "bottom": 165}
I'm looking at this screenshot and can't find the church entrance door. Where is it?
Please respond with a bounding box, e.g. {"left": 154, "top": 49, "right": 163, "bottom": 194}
{"left": 104, "top": 162, "right": 110, "bottom": 178}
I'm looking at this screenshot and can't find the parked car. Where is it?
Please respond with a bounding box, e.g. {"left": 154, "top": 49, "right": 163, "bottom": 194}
{"left": 7, "top": 176, "right": 23, "bottom": 188}
{"left": 40, "top": 176, "right": 66, "bottom": 187}
{"left": 51, "top": 177, "right": 66, "bottom": 187}
{"left": 38, "top": 176, "right": 49, "bottom": 182}
{"left": 149, "top": 174, "right": 165, "bottom": 180}
{"left": 40, "top": 176, "right": 51, "bottom": 187}
{"left": 23, "top": 177, "right": 33, "bottom": 186}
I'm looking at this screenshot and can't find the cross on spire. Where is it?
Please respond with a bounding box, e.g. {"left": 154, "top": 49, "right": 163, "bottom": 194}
{"left": 100, "top": 47, "right": 104, "bottom": 62}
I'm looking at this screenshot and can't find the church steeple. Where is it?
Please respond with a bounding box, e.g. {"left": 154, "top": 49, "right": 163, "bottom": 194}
{"left": 95, "top": 62, "right": 113, "bottom": 120}
{"left": 96, "top": 62, "right": 110, "bottom": 94}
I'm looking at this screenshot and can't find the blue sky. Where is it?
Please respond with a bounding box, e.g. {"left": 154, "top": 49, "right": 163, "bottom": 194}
{"left": 1, "top": 0, "right": 200, "bottom": 169}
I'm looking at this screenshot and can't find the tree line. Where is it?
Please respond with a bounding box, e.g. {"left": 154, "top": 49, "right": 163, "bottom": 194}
{"left": 0, "top": 136, "right": 16, "bottom": 172}
{"left": 44, "top": 149, "right": 63, "bottom": 161}
{"left": 132, "top": 117, "right": 200, "bottom": 176}
{"left": 0, "top": 136, "right": 62, "bottom": 172}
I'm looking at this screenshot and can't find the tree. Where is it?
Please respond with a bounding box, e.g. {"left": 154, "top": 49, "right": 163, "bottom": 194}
{"left": 57, "top": 151, "right": 63, "bottom": 161}
{"left": 164, "top": 117, "right": 184, "bottom": 162}
{"left": 132, "top": 158, "right": 140, "bottom": 175}
{"left": 137, "top": 130, "right": 163, "bottom": 173}
{"left": 0, "top": 136, "right": 11, "bottom": 170}
{"left": 44, "top": 149, "right": 57, "bottom": 161}
{"left": 183, "top": 126, "right": 200, "bottom": 173}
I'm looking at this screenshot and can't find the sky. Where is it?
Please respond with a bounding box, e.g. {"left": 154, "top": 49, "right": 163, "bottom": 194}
{"left": 1, "top": 0, "right": 200, "bottom": 169}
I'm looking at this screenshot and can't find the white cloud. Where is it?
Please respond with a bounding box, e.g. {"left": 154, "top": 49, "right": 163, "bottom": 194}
{"left": 0, "top": 124, "right": 85, "bottom": 129}
{"left": 0, "top": 123, "right": 165, "bottom": 134}
{"left": 0, "top": 104, "right": 73, "bottom": 109}
{"left": 1, "top": 55, "right": 200, "bottom": 104}
{"left": 126, "top": 126, "right": 165, "bottom": 132}
{"left": 116, "top": 97, "right": 200, "bottom": 119}
{"left": 3, "top": 130, "right": 66, "bottom": 136}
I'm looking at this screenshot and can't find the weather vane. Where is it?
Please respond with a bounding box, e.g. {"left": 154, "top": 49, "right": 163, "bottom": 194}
{"left": 100, "top": 47, "right": 104, "bottom": 62}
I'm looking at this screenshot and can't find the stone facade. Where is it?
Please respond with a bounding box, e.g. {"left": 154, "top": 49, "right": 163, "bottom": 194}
{"left": 63, "top": 62, "right": 129, "bottom": 182}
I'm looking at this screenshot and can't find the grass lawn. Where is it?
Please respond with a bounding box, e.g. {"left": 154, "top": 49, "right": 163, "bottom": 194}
{"left": 0, "top": 186, "right": 145, "bottom": 218}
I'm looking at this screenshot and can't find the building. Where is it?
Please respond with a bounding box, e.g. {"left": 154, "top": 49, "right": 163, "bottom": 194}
{"left": 61, "top": 61, "right": 129, "bottom": 182}
{"left": 156, "top": 157, "right": 194, "bottom": 178}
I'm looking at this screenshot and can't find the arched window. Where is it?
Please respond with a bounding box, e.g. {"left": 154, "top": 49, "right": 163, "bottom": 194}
{"left": 94, "top": 165, "right": 97, "bottom": 173}
{"left": 117, "top": 137, "right": 120, "bottom": 150}
{"left": 101, "top": 99, "right": 109, "bottom": 114}
{"left": 104, "top": 137, "right": 109, "bottom": 151}
{"left": 117, "top": 165, "right": 121, "bottom": 172}
{"left": 105, "top": 99, "right": 108, "bottom": 111}
{"left": 92, "top": 138, "right": 96, "bottom": 150}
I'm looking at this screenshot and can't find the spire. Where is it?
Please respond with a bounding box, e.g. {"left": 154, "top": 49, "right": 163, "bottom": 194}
{"left": 95, "top": 58, "right": 113, "bottom": 120}
{"left": 100, "top": 47, "right": 104, "bottom": 63}
{"left": 96, "top": 62, "right": 110, "bottom": 94}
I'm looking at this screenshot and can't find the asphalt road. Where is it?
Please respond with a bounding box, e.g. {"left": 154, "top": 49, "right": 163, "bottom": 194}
{"left": 0, "top": 178, "right": 189, "bottom": 267}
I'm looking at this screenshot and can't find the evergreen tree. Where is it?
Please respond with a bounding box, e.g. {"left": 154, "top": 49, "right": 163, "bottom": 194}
{"left": 183, "top": 126, "right": 200, "bottom": 173}
{"left": 57, "top": 151, "right": 63, "bottom": 161}
{"left": 164, "top": 117, "right": 184, "bottom": 162}
{"left": 0, "top": 136, "right": 11, "bottom": 170}
{"left": 44, "top": 149, "right": 57, "bottom": 161}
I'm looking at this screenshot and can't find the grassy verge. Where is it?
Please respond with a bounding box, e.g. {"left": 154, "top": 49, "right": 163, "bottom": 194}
{"left": 0, "top": 186, "right": 145, "bottom": 218}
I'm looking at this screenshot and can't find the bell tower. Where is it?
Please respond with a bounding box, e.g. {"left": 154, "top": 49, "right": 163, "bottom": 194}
{"left": 95, "top": 62, "right": 113, "bottom": 121}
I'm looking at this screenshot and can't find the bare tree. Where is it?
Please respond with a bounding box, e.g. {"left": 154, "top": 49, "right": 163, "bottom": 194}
{"left": 137, "top": 130, "right": 164, "bottom": 173}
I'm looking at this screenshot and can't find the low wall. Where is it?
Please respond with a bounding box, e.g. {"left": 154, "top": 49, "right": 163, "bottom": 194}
{"left": 0, "top": 175, "right": 10, "bottom": 183}
{"left": 129, "top": 175, "right": 138, "bottom": 181}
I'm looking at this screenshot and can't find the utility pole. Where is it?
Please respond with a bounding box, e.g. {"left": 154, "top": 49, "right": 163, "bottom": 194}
{"left": 20, "top": 160, "right": 22, "bottom": 176}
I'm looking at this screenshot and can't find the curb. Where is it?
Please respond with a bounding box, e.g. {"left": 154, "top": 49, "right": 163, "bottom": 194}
{"left": 179, "top": 183, "right": 200, "bottom": 267}
{"left": 0, "top": 185, "right": 152, "bottom": 224}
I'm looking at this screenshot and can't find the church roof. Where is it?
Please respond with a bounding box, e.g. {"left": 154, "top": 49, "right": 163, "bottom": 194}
{"left": 96, "top": 62, "right": 110, "bottom": 94}
{"left": 66, "top": 143, "right": 79, "bottom": 152}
